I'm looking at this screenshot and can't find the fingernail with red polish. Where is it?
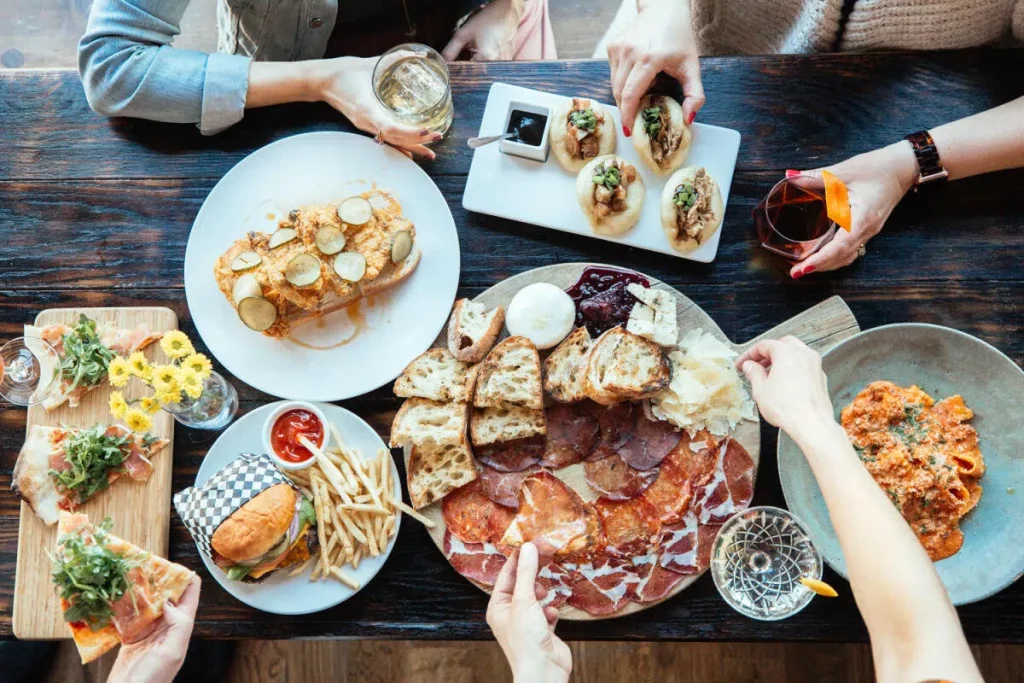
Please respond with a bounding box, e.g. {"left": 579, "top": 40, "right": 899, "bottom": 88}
{"left": 785, "top": 169, "right": 801, "bottom": 178}
{"left": 803, "top": 266, "right": 816, "bottom": 275}
{"left": 623, "top": 126, "right": 631, "bottom": 137}
{"left": 791, "top": 269, "right": 804, "bottom": 280}
{"left": 687, "top": 112, "right": 696, "bottom": 125}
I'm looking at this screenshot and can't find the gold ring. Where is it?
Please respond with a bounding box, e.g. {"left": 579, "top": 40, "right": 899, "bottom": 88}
{"left": 373, "top": 131, "right": 383, "bottom": 145}
{"left": 857, "top": 244, "right": 867, "bottom": 258}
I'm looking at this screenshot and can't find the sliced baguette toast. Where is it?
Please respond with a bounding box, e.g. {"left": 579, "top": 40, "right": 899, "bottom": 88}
{"left": 542, "top": 326, "right": 592, "bottom": 403}
{"left": 473, "top": 336, "right": 544, "bottom": 410}
{"left": 582, "top": 327, "right": 672, "bottom": 405}
{"left": 447, "top": 298, "right": 505, "bottom": 363}
{"left": 393, "top": 348, "right": 479, "bottom": 403}
{"left": 470, "top": 405, "right": 547, "bottom": 447}
{"left": 407, "top": 441, "right": 478, "bottom": 509}
{"left": 389, "top": 397, "right": 468, "bottom": 448}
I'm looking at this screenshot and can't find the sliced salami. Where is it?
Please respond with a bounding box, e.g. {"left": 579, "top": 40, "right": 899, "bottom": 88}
{"left": 594, "top": 496, "right": 662, "bottom": 558}
{"left": 589, "top": 403, "right": 635, "bottom": 461}
{"left": 443, "top": 479, "right": 517, "bottom": 544}
{"left": 476, "top": 436, "right": 545, "bottom": 473}
{"left": 502, "top": 470, "right": 603, "bottom": 558}
{"left": 564, "top": 554, "right": 639, "bottom": 616}
{"left": 616, "top": 414, "right": 682, "bottom": 471}
{"left": 536, "top": 562, "right": 575, "bottom": 609}
{"left": 443, "top": 530, "right": 508, "bottom": 586}
{"left": 690, "top": 438, "right": 755, "bottom": 525}
{"left": 478, "top": 464, "right": 541, "bottom": 509}
{"left": 657, "top": 510, "right": 701, "bottom": 574}
{"left": 584, "top": 452, "right": 657, "bottom": 500}
{"left": 541, "top": 403, "right": 600, "bottom": 469}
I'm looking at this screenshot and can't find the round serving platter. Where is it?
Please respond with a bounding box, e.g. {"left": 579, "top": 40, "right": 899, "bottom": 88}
{"left": 409, "top": 262, "right": 860, "bottom": 620}
{"left": 778, "top": 323, "right": 1024, "bottom": 605}
{"left": 184, "top": 131, "right": 460, "bottom": 401}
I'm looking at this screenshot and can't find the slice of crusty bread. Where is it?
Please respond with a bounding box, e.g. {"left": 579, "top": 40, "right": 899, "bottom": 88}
{"left": 358, "top": 247, "right": 421, "bottom": 298}
{"left": 473, "top": 336, "right": 544, "bottom": 410}
{"left": 394, "top": 348, "right": 478, "bottom": 403}
{"left": 583, "top": 327, "right": 672, "bottom": 405}
{"left": 407, "top": 441, "right": 478, "bottom": 509}
{"left": 447, "top": 298, "right": 505, "bottom": 363}
{"left": 543, "top": 326, "right": 592, "bottom": 403}
{"left": 389, "top": 397, "right": 468, "bottom": 448}
{"left": 470, "top": 405, "right": 547, "bottom": 446}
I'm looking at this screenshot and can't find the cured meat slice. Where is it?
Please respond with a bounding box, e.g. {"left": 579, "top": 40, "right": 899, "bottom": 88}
{"left": 696, "top": 522, "right": 722, "bottom": 571}
{"left": 443, "top": 530, "right": 508, "bottom": 586}
{"left": 616, "top": 414, "right": 681, "bottom": 471}
{"left": 594, "top": 496, "right": 661, "bottom": 558}
{"left": 536, "top": 562, "right": 574, "bottom": 609}
{"left": 443, "top": 479, "right": 516, "bottom": 544}
{"left": 501, "top": 471, "right": 603, "bottom": 558}
{"left": 639, "top": 452, "right": 692, "bottom": 525}
{"left": 657, "top": 510, "right": 701, "bottom": 574}
{"left": 690, "top": 438, "right": 755, "bottom": 525}
{"left": 564, "top": 555, "right": 639, "bottom": 616}
{"left": 541, "top": 403, "right": 599, "bottom": 469}
{"left": 478, "top": 464, "right": 541, "bottom": 509}
{"left": 476, "top": 437, "right": 545, "bottom": 473}
{"left": 632, "top": 559, "right": 688, "bottom": 603}
{"left": 110, "top": 566, "right": 161, "bottom": 642}
{"left": 584, "top": 453, "right": 657, "bottom": 500}
{"left": 589, "top": 403, "right": 635, "bottom": 461}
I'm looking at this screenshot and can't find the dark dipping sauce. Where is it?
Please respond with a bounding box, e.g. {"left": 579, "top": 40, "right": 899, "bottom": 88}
{"left": 565, "top": 266, "right": 651, "bottom": 336}
{"left": 506, "top": 110, "right": 547, "bottom": 146}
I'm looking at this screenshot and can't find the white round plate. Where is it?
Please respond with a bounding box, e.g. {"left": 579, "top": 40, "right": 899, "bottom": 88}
{"left": 184, "top": 132, "right": 460, "bottom": 401}
{"left": 194, "top": 401, "right": 402, "bottom": 614}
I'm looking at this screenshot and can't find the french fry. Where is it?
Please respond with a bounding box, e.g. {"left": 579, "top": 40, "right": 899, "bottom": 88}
{"left": 314, "top": 480, "right": 332, "bottom": 575}
{"left": 299, "top": 435, "right": 351, "bottom": 498}
{"left": 336, "top": 507, "right": 368, "bottom": 545}
{"left": 352, "top": 547, "right": 362, "bottom": 568}
{"left": 336, "top": 503, "right": 390, "bottom": 515}
{"left": 329, "top": 502, "right": 354, "bottom": 554}
{"left": 329, "top": 566, "right": 361, "bottom": 590}
{"left": 390, "top": 496, "right": 435, "bottom": 528}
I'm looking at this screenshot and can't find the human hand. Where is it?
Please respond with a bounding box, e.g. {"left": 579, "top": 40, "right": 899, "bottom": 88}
{"left": 442, "top": 0, "right": 523, "bottom": 62}
{"left": 107, "top": 575, "right": 201, "bottom": 683}
{"left": 736, "top": 337, "right": 836, "bottom": 439}
{"left": 487, "top": 543, "right": 572, "bottom": 683}
{"left": 790, "top": 142, "right": 919, "bottom": 278}
{"left": 607, "top": 0, "right": 704, "bottom": 136}
{"left": 311, "top": 56, "right": 440, "bottom": 159}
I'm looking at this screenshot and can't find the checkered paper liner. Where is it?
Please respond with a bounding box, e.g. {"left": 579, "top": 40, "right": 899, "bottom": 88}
{"left": 173, "top": 453, "right": 292, "bottom": 560}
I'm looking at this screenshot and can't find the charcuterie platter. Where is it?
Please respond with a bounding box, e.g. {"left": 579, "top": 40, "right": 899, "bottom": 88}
{"left": 390, "top": 263, "right": 858, "bottom": 620}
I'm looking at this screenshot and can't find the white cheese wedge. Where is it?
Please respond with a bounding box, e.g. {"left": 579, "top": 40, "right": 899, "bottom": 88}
{"left": 626, "top": 283, "right": 678, "bottom": 347}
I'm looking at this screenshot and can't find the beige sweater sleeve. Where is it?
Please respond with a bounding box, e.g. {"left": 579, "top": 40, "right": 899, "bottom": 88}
{"left": 1015, "top": 0, "right": 1024, "bottom": 39}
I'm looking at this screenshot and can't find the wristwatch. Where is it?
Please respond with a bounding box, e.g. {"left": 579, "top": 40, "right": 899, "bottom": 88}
{"left": 905, "top": 130, "right": 948, "bottom": 189}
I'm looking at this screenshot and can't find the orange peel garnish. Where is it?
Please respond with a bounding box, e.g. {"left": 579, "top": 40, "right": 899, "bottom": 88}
{"left": 821, "top": 170, "right": 852, "bottom": 232}
{"left": 800, "top": 577, "right": 838, "bottom": 597}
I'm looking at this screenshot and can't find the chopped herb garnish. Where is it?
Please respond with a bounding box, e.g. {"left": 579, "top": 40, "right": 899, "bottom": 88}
{"left": 673, "top": 182, "right": 697, "bottom": 210}
{"left": 592, "top": 165, "right": 621, "bottom": 190}
{"left": 569, "top": 108, "right": 597, "bottom": 133}
{"left": 49, "top": 426, "right": 131, "bottom": 503}
{"left": 641, "top": 107, "right": 662, "bottom": 138}
{"left": 59, "top": 315, "right": 115, "bottom": 392}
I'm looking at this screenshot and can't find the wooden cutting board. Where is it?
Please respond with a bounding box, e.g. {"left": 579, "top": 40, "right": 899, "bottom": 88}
{"left": 13, "top": 307, "right": 177, "bottom": 639}
{"left": 414, "top": 263, "right": 860, "bottom": 620}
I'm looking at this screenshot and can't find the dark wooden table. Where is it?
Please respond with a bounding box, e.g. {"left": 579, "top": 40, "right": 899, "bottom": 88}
{"left": 2, "top": 52, "right": 1023, "bottom": 642}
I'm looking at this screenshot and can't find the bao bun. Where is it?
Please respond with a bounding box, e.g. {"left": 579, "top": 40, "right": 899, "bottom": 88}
{"left": 550, "top": 98, "right": 616, "bottom": 173}
{"left": 632, "top": 95, "right": 691, "bottom": 176}
{"left": 660, "top": 166, "right": 724, "bottom": 252}
{"left": 211, "top": 483, "right": 297, "bottom": 563}
{"left": 576, "top": 154, "right": 646, "bottom": 237}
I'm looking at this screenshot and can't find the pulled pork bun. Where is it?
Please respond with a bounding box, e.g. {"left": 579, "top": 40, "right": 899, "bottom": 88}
{"left": 551, "top": 97, "right": 616, "bottom": 173}
{"left": 211, "top": 483, "right": 319, "bottom": 583}
{"left": 576, "top": 154, "right": 646, "bottom": 236}
{"left": 660, "top": 166, "right": 724, "bottom": 252}
{"left": 632, "top": 95, "right": 691, "bottom": 176}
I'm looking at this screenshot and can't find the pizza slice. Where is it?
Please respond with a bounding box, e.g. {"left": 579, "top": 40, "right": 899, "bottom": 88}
{"left": 13, "top": 424, "right": 170, "bottom": 525}
{"left": 53, "top": 511, "right": 196, "bottom": 664}
{"left": 26, "top": 314, "right": 162, "bottom": 411}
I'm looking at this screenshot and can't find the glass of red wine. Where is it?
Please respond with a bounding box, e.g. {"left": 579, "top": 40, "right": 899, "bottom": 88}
{"left": 753, "top": 175, "right": 838, "bottom": 261}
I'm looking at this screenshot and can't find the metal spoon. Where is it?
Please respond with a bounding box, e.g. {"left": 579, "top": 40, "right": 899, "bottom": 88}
{"left": 467, "top": 133, "right": 513, "bottom": 149}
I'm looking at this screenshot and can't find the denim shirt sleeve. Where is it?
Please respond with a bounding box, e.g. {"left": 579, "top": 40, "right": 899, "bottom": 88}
{"left": 78, "top": 0, "right": 251, "bottom": 135}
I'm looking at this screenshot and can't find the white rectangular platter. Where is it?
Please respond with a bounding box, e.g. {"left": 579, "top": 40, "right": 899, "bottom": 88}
{"left": 463, "top": 82, "right": 741, "bottom": 263}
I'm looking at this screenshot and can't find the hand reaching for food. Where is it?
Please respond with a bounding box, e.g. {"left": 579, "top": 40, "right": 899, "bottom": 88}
{"left": 442, "top": 0, "right": 523, "bottom": 62}
{"left": 107, "top": 575, "right": 201, "bottom": 683}
{"left": 790, "top": 142, "right": 919, "bottom": 278}
{"left": 487, "top": 543, "right": 572, "bottom": 683}
{"left": 607, "top": 0, "right": 704, "bottom": 137}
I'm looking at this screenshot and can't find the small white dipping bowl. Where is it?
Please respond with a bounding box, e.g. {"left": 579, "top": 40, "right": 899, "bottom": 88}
{"left": 262, "top": 400, "right": 328, "bottom": 472}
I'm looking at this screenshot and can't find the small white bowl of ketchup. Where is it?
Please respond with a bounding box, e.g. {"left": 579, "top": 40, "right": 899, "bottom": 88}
{"left": 262, "top": 401, "right": 327, "bottom": 472}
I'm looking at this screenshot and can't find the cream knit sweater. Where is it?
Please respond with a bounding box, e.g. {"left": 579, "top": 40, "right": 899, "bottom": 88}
{"left": 595, "top": 0, "right": 1024, "bottom": 57}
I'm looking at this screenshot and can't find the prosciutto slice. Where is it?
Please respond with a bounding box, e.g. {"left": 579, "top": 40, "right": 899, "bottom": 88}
{"left": 476, "top": 437, "right": 544, "bottom": 473}
{"left": 633, "top": 559, "right": 688, "bottom": 603}
{"left": 541, "top": 403, "right": 599, "bottom": 469}
{"left": 478, "top": 464, "right": 541, "bottom": 509}
{"left": 110, "top": 566, "right": 161, "bottom": 643}
{"left": 690, "top": 438, "right": 755, "bottom": 525}
{"left": 501, "top": 471, "right": 602, "bottom": 558}
{"left": 442, "top": 479, "right": 516, "bottom": 544}
{"left": 443, "top": 531, "right": 508, "bottom": 586}
{"left": 657, "top": 510, "right": 701, "bottom": 574}
{"left": 536, "top": 562, "right": 575, "bottom": 609}
{"left": 584, "top": 453, "right": 657, "bottom": 500}
{"left": 564, "top": 554, "right": 639, "bottom": 616}
{"left": 616, "top": 414, "right": 682, "bottom": 471}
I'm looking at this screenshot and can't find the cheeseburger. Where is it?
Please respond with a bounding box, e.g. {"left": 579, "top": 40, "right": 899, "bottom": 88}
{"left": 211, "top": 483, "right": 318, "bottom": 582}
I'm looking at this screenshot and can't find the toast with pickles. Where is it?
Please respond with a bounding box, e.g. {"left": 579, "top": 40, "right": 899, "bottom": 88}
{"left": 214, "top": 192, "right": 420, "bottom": 338}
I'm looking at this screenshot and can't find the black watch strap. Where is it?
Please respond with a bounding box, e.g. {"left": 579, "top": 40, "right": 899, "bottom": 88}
{"left": 905, "top": 130, "right": 948, "bottom": 188}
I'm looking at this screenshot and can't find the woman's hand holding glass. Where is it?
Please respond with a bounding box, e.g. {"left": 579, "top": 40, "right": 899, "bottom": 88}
{"left": 442, "top": 0, "right": 523, "bottom": 62}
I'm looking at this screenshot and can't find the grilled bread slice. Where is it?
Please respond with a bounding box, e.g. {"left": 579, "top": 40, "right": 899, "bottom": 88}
{"left": 393, "top": 348, "right": 479, "bottom": 403}
{"left": 470, "top": 405, "right": 547, "bottom": 446}
{"left": 542, "top": 327, "right": 593, "bottom": 403}
{"left": 406, "top": 441, "right": 478, "bottom": 509}
{"left": 583, "top": 327, "right": 672, "bottom": 405}
{"left": 447, "top": 298, "right": 505, "bottom": 363}
{"left": 473, "top": 336, "right": 544, "bottom": 410}
{"left": 389, "top": 398, "right": 468, "bottom": 448}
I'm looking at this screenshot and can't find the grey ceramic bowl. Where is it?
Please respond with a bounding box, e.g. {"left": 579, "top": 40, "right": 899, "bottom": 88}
{"left": 778, "top": 323, "right": 1024, "bottom": 605}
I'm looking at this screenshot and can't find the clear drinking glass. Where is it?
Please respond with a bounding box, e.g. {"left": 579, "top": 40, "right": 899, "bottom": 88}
{"left": 753, "top": 175, "right": 838, "bottom": 262}
{"left": 710, "top": 506, "right": 823, "bottom": 621}
{"left": 162, "top": 370, "right": 238, "bottom": 430}
{"left": 372, "top": 43, "right": 453, "bottom": 138}
{"left": 0, "top": 336, "right": 60, "bottom": 406}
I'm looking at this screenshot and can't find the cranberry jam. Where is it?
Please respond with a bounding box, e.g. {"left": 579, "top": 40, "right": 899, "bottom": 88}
{"left": 565, "top": 266, "right": 650, "bottom": 336}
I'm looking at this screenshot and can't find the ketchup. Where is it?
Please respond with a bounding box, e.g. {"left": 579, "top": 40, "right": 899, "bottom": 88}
{"left": 270, "top": 409, "right": 324, "bottom": 463}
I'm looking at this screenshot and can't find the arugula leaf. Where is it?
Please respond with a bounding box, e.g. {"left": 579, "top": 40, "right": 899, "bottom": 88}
{"left": 59, "top": 315, "right": 115, "bottom": 392}
{"left": 49, "top": 426, "right": 132, "bottom": 504}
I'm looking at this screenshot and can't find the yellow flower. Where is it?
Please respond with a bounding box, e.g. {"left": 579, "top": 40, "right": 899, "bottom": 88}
{"left": 160, "top": 330, "right": 194, "bottom": 360}
{"left": 127, "top": 352, "right": 151, "bottom": 378}
{"left": 179, "top": 367, "right": 204, "bottom": 400}
{"left": 124, "top": 407, "right": 153, "bottom": 433}
{"left": 107, "top": 357, "right": 131, "bottom": 388}
{"left": 139, "top": 395, "right": 162, "bottom": 414}
{"left": 108, "top": 391, "right": 128, "bottom": 419}
{"left": 151, "top": 364, "right": 180, "bottom": 392}
{"left": 154, "top": 386, "right": 183, "bottom": 406}
{"left": 181, "top": 353, "right": 213, "bottom": 380}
